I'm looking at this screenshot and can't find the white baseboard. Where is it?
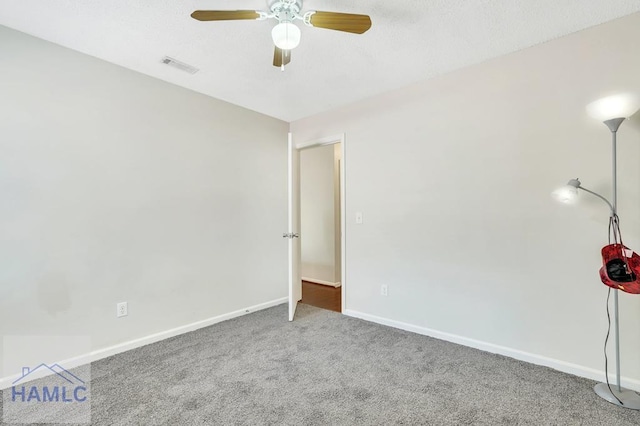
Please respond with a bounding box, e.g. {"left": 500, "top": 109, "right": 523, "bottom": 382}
{"left": 344, "top": 309, "right": 640, "bottom": 393}
{"left": 302, "top": 277, "right": 341, "bottom": 288}
{"left": 0, "top": 297, "right": 287, "bottom": 390}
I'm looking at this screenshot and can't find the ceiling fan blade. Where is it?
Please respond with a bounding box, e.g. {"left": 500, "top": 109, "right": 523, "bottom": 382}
{"left": 273, "top": 47, "right": 291, "bottom": 67}
{"left": 309, "top": 11, "right": 372, "bottom": 34}
{"left": 191, "top": 10, "right": 260, "bottom": 21}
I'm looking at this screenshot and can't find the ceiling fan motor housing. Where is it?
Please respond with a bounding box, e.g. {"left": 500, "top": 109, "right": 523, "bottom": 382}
{"left": 269, "top": 0, "right": 303, "bottom": 22}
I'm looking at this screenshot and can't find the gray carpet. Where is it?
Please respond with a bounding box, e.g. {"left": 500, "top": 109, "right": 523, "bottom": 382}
{"left": 3, "top": 303, "right": 640, "bottom": 425}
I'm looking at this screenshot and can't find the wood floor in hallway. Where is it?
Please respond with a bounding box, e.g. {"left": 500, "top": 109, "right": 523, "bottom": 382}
{"left": 300, "top": 280, "right": 341, "bottom": 313}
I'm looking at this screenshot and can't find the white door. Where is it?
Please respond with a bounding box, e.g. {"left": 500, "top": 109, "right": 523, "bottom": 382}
{"left": 287, "top": 132, "right": 302, "bottom": 321}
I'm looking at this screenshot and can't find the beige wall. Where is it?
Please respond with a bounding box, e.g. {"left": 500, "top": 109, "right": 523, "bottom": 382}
{"left": 334, "top": 143, "right": 342, "bottom": 284}
{"left": 0, "top": 25, "right": 288, "bottom": 373}
{"left": 300, "top": 145, "right": 336, "bottom": 283}
{"left": 291, "top": 13, "right": 640, "bottom": 387}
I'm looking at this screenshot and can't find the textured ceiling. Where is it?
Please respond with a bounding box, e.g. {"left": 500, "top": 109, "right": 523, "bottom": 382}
{"left": 1, "top": 1, "right": 640, "bottom": 122}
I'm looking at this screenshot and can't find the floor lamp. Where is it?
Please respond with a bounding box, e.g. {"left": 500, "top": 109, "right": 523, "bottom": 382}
{"left": 552, "top": 93, "right": 640, "bottom": 409}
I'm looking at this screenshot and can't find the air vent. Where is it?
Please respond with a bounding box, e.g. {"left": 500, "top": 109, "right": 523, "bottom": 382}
{"left": 161, "top": 56, "right": 199, "bottom": 74}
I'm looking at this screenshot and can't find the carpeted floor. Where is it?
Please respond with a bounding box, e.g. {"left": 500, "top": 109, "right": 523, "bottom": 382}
{"left": 3, "top": 303, "right": 640, "bottom": 425}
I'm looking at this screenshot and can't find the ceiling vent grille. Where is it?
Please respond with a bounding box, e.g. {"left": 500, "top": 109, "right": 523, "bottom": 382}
{"left": 161, "top": 56, "right": 199, "bottom": 74}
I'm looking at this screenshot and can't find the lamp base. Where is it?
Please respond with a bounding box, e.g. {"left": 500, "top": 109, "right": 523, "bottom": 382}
{"left": 594, "top": 383, "right": 640, "bottom": 410}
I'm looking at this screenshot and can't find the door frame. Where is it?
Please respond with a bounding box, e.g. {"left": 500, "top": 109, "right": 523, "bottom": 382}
{"left": 296, "top": 133, "right": 346, "bottom": 312}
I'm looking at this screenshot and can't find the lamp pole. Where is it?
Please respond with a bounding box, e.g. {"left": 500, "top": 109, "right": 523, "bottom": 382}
{"left": 590, "top": 117, "right": 640, "bottom": 409}
{"left": 604, "top": 118, "right": 624, "bottom": 393}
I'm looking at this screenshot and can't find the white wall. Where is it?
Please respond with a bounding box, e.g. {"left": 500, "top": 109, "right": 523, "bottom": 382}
{"left": 0, "top": 26, "right": 288, "bottom": 372}
{"left": 300, "top": 145, "right": 335, "bottom": 283}
{"left": 291, "top": 13, "right": 640, "bottom": 386}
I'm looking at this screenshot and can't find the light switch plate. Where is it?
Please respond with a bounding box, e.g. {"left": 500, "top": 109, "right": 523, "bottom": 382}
{"left": 355, "top": 212, "right": 363, "bottom": 224}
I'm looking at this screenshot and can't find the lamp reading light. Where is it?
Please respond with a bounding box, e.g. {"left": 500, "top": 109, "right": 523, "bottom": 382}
{"left": 551, "top": 179, "right": 580, "bottom": 204}
{"left": 552, "top": 178, "right": 614, "bottom": 213}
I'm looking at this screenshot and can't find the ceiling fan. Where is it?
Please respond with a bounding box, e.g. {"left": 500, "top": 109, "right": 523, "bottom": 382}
{"left": 191, "top": 0, "right": 372, "bottom": 69}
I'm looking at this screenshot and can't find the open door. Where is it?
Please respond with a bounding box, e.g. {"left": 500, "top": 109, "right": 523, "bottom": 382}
{"left": 287, "top": 132, "right": 302, "bottom": 321}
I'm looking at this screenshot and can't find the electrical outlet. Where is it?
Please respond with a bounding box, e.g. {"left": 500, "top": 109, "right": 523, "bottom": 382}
{"left": 380, "top": 285, "right": 388, "bottom": 296}
{"left": 116, "top": 302, "right": 128, "bottom": 318}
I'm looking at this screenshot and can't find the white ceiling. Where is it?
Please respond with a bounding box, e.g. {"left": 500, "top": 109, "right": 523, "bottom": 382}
{"left": 1, "top": 1, "right": 640, "bottom": 122}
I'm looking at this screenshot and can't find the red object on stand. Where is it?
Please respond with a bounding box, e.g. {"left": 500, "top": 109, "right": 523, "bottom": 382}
{"left": 599, "top": 243, "right": 640, "bottom": 294}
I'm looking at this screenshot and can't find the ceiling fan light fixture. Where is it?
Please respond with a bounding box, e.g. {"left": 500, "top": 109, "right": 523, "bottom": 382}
{"left": 272, "top": 22, "right": 301, "bottom": 50}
